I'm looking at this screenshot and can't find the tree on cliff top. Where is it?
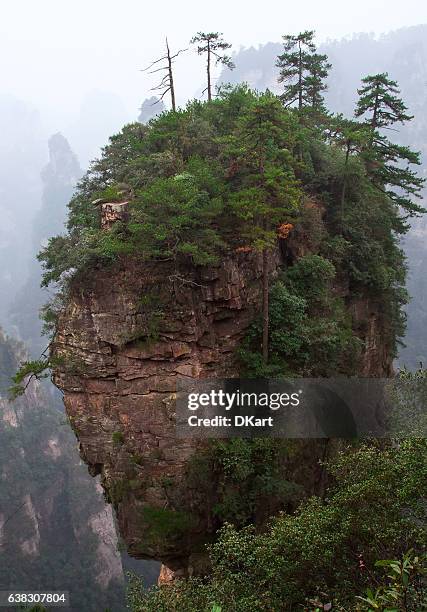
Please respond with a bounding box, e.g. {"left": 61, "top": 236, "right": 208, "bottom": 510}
{"left": 228, "top": 92, "right": 302, "bottom": 362}
{"left": 355, "top": 73, "right": 413, "bottom": 130}
{"left": 276, "top": 30, "right": 331, "bottom": 112}
{"left": 355, "top": 73, "right": 425, "bottom": 218}
{"left": 142, "top": 38, "right": 186, "bottom": 112}
{"left": 190, "top": 32, "right": 235, "bottom": 101}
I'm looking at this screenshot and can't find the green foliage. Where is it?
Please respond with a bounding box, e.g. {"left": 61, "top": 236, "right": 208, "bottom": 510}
{"left": 190, "top": 32, "right": 234, "bottom": 69}
{"left": 9, "top": 358, "right": 51, "bottom": 399}
{"left": 239, "top": 255, "right": 361, "bottom": 376}
{"left": 357, "top": 550, "right": 427, "bottom": 611}
{"left": 276, "top": 30, "right": 331, "bottom": 111}
{"left": 126, "top": 572, "right": 210, "bottom": 612}
{"left": 112, "top": 431, "right": 125, "bottom": 445}
{"left": 40, "top": 297, "right": 62, "bottom": 339}
{"left": 355, "top": 73, "right": 413, "bottom": 130}
{"left": 286, "top": 253, "right": 335, "bottom": 301}
{"left": 208, "top": 439, "right": 303, "bottom": 526}
{"left": 190, "top": 32, "right": 234, "bottom": 101}
{"left": 130, "top": 440, "right": 427, "bottom": 611}
{"left": 355, "top": 72, "right": 425, "bottom": 217}
{"left": 141, "top": 507, "right": 193, "bottom": 547}
{"left": 228, "top": 92, "right": 302, "bottom": 251}
{"left": 38, "top": 88, "right": 306, "bottom": 289}
{"left": 93, "top": 184, "right": 124, "bottom": 202}
{"left": 128, "top": 166, "right": 225, "bottom": 265}
{"left": 298, "top": 134, "right": 410, "bottom": 355}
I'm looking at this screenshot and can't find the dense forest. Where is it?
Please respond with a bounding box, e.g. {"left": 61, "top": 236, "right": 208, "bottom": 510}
{"left": 14, "top": 30, "right": 425, "bottom": 612}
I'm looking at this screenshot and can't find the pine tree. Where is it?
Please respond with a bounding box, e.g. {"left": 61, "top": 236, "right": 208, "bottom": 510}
{"left": 229, "top": 93, "right": 301, "bottom": 362}
{"left": 329, "top": 115, "right": 371, "bottom": 230}
{"left": 355, "top": 73, "right": 425, "bottom": 217}
{"left": 190, "top": 32, "right": 234, "bottom": 101}
{"left": 276, "top": 31, "right": 331, "bottom": 111}
{"left": 355, "top": 73, "right": 413, "bottom": 130}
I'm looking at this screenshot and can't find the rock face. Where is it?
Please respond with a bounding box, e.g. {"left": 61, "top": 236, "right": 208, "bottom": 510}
{"left": 52, "top": 228, "right": 393, "bottom": 571}
{"left": 53, "top": 251, "right": 281, "bottom": 566}
{"left": 99, "top": 200, "right": 129, "bottom": 230}
{"left": 349, "top": 295, "right": 394, "bottom": 377}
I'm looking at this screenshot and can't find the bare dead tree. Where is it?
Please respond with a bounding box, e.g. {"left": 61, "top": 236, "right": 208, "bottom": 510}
{"left": 141, "top": 38, "right": 186, "bottom": 112}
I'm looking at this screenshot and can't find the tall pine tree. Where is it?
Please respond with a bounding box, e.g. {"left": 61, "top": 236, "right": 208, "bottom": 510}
{"left": 276, "top": 31, "right": 331, "bottom": 112}
{"left": 328, "top": 115, "right": 371, "bottom": 231}
{"left": 356, "top": 73, "right": 413, "bottom": 130}
{"left": 355, "top": 73, "right": 425, "bottom": 217}
{"left": 190, "top": 32, "right": 234, "bottom": 101}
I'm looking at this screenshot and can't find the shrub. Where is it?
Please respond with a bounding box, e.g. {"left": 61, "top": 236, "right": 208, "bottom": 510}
{"left": 129, "top": 440, "right": 427, "bottom": 611}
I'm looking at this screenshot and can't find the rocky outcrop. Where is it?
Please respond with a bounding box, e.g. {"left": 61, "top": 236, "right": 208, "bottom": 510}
{"left": 51, "top": 226, "right": 394, "bottom": 575}
{"left": 52, "top": 251, "right": 282, "bottom": 566}
{"left": 350, "top": 296, "right": 394, "bottom": 377}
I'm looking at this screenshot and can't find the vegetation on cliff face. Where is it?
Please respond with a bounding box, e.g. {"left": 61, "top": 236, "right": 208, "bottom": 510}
{"left": 239, "top": 253, "right": 362, "bottom": 377}
{"left": 129, "top": 439, "right": 427, "bottom": 611}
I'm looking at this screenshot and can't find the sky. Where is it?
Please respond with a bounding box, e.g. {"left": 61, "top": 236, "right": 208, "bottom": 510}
{"left": 1, "top": 0, "right": 427, "bottom": 129}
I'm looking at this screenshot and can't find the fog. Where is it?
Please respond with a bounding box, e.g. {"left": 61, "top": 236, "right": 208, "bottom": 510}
{"left": 1, "top": 1, "right": 427, "bottom": 135}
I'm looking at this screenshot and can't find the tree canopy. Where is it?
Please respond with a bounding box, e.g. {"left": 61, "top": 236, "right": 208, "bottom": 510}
{"left": 36, "top": 73, "right": 420, "bottom": 365}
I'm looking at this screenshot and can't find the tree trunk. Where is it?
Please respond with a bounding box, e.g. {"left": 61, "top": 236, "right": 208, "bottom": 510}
{"left": 166, "top": 38, "right": 176, "bottom": 112}
{"left": 371, "top": 87, "right": 380, "bottom": 130}
{"left": 207, "top": 41, "right": 212, "bottom": 101}
{"left": 340, "top": 143, "right": 350, "bottom": 233}
{"left": 262, "top": 247, "right": 269, "bottom": 364}
{"left": 298, "top": 41, "right": 303, "bottom": 111}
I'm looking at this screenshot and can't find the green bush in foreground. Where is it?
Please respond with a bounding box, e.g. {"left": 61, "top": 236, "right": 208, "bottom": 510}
{"left": 127, "top": 440, "right": 426, "bottom": 611}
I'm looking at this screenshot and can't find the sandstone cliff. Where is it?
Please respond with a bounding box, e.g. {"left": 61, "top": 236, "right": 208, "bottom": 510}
{"left": 53, "top": 251, "right": 280, "bottom": 565}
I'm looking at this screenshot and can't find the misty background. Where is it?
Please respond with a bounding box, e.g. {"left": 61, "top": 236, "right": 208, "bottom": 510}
{"left": 0, "top": 2, "right": 426, "bottom": 610}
